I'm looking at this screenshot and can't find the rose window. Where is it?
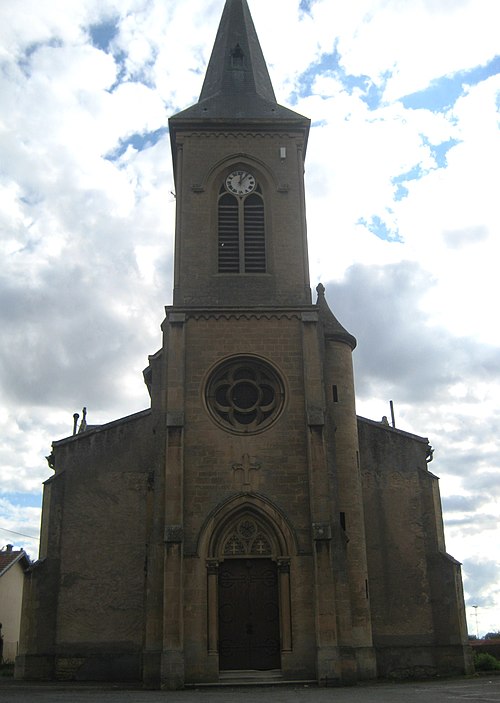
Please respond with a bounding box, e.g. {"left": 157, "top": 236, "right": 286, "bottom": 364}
{"left": 206, "top": 357, "right": 284, "bottom": 433}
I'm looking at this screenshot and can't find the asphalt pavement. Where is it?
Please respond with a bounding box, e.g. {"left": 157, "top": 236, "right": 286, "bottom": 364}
{"left": 1, "top": 677, "right": 500, "bottom": 703}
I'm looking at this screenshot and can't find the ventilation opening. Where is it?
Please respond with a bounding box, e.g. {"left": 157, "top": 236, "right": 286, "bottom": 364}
{"left": 218, "top": 184, "right": 266, "bottom": 274}
{"left": 218, "top": 193, "right": 239, "bottom": 272}
{"left": 230, "top": 43, "right": 245, "bottom": 68}
{"left": 244, "top": 193, "right": 265, "bottom": 272}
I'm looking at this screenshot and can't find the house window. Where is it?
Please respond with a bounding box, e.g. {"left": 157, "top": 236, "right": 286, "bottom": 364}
{"left": 218, "top": 175, "right": 266, "bottom": 273}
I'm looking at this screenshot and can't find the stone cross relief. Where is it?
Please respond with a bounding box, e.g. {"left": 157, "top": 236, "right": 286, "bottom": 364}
{"left": 232, "top": 453, "right": 261, "bottom": 492}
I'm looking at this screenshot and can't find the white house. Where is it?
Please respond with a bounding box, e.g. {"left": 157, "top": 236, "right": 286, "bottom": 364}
{"left": 0, "top": 545, "right": 30, "bottom": 663}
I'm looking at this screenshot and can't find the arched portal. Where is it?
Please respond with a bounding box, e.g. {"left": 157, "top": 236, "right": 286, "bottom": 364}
{"left": 202, "top": 499, "right": 294, "bottom": 672}
{"left": 217, "top": 515, "right": 280, "bottom": 670}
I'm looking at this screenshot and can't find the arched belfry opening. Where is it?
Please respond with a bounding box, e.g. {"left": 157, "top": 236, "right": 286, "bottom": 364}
{"left": 217, "top": 169, "right": 266, "bottom": 274}
{"left": 204, "top": 500, "right": 294, "bottom": 672}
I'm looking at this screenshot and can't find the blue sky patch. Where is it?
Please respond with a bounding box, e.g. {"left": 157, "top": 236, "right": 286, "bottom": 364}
{"left": 311, "top": 119, "right": 328, "bottom": 128}
{"left": 106, "top": 127, "right": 168, "bottom": 161}
{"left": 422, "top": 136, "right": 460, "bottom": 168}
{"left": 299, "top": 0, "right": 318, "bottom": 15}
{"left": 401, "top": 55, "right": 500, "bottom": 112}
{"left": 295, "top": 49, "right": 390, "bottom": 110}
{"left": 351, "top": 70, "right": 392, "bottom": 110}
{"left": 358, "top": 79, "right": 385, "bottom": 110}
{"left": 402, "top": 76, "right": 464, "bottom": 111}
{"left": 89, "top": 19, "right": 119, "bottom": 52}
{"left": 358, "top": 215, "right": 403, "bottom": 242}
{"left": 391, "top": 136, "right": 460, "bottom": 201}
{"left": 293, "top": 49, "right": 341, "bottom": 101}
{"left": 392, "top": 164, "right": 424, "bottom": 201}
{"left": 2, "top": 491, "right": 42, "bottom": 509}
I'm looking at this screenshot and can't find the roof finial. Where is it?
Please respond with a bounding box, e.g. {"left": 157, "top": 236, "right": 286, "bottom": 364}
{"left": 78, "top": 407, "right": 87, "bottom": 433}
{"left": 316, "top": 282, "right": 325, "bottom": 298}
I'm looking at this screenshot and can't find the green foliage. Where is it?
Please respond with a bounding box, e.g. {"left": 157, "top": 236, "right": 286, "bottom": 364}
{"left": 484, "top": 631, "right": 500, "bottom": 640}
{"left": 474, "top": 652, "right": 500, "bottom": 671}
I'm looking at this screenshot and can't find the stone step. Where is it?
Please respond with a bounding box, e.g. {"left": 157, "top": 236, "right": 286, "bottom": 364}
{"left": 188, "top": 670, "right": 316, "bottom": 688}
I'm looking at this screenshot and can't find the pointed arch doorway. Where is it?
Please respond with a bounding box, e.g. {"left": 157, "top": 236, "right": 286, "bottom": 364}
{"left": 206, "top": 507, "right": 293, "bottom": 673}
{"left": 218, "top": 558, "right": 280, "bottom": 670}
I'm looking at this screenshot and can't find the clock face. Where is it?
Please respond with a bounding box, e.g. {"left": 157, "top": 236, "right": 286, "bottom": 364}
{"left": 225, "top": 170, "right": 256, "bottom": 195}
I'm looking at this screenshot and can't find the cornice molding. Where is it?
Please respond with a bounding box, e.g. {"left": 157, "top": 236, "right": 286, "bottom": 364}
{"left": 165, "top": 306, "right": 317, "bottom": 323}
{"left": 178, "top": 130, "right": 306, "bottom": 142}
{"left": 173, "top": 311, "right": 302, "bottom": 322}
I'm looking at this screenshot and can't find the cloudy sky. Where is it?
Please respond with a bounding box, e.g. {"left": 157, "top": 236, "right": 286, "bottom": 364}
{"left": 1, "top": 0, "right": 499, "bottom": 636}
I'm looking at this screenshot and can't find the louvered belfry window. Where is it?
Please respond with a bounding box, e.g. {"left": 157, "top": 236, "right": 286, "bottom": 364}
{"left": 218, "top": 192, "right": 240, "bottom": 272}
{"left": 218, "top": 182, "right": 266, "bottom": 273}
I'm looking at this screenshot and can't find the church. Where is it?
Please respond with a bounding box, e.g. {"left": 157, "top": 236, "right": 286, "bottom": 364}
{"left": 17, "top": 0, "right": 472, "bottom": 689}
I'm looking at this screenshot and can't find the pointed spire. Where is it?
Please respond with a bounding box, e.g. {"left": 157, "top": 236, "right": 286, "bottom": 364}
{"left": 170, "top": 0, "right": 309, "bottom": 123}
{"left": 199, "top": 0, "right": 276, "bottom": 104}
{"left": 316, "top": 283, "right": 357, "bottom": 350}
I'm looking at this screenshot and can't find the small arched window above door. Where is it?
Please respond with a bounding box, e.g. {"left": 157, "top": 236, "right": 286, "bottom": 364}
{"left": 222, "top": 516, "right": 273, "bottom": 557}
{"left": 218, "top": 170, "right": 266, "bottom": 274}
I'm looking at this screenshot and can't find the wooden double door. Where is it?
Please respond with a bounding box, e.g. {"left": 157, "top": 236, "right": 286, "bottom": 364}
{"left": 218, "top": 558, "right": 280, "bottom": 671}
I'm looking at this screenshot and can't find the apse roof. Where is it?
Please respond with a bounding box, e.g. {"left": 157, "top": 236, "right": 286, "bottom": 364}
{"left": 316, "top": 284, "right": 357, "bottom": 350}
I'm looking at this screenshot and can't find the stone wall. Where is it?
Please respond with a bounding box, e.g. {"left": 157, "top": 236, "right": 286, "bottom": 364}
{"left": 17, "top": 410, "right": 160, "bottom": 682}
{"left": 358, "top": 417, "right": 472, "bottom": 678}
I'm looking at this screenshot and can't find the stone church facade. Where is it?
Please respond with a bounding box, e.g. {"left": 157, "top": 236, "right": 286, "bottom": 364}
{"left": 17, "top": 0, "right": 471, "bottom": 689}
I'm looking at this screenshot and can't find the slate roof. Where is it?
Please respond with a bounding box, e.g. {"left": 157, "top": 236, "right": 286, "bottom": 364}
{"left": 316, "top": 283, "right": 357, "bottom": 350}
{"left": 0, "top": 547, "right": 30, "bottom": 577}
{"left": 170, "top": 0, "right": 309, "bottom": 125}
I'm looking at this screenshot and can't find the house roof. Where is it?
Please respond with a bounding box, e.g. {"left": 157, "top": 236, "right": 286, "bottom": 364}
{"left": 0, "top": 546, "right": 30, "bottom": 577}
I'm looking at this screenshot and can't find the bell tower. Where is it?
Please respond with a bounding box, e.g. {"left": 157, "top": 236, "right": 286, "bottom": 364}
{"left": 168, "top": 0, "right": 311, "bottom": 307}
{"left": 147, "top": 0, "right": 377, "bottom": 689}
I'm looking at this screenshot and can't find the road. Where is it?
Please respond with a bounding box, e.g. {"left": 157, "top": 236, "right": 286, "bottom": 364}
{"left": 1, "top": 677, "right": 500, "bottom": 703}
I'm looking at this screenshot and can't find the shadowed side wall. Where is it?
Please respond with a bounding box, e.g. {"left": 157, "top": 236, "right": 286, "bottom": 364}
{"left": 357, "top": 417, "right": 472, "bottom": 678}
{"left": 17, "top": 410, "right": 163, "bottom": 682}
